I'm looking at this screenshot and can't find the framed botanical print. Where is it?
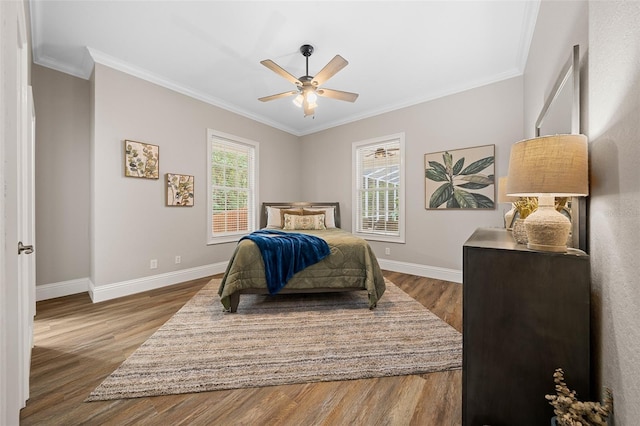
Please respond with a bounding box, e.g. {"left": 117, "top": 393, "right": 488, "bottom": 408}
{"left": 124, "top": 140, "right": 159, "bottom": 179}
{"left": 166, "top": 173, "right": 194, "bottom": 206}
{"left": 425, "top": 144, "right": 495, "bottom": 209}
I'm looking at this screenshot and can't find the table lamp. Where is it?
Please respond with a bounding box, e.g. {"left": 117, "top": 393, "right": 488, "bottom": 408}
{"left": 506, "top": 134, "right": 588, "bottom": 252}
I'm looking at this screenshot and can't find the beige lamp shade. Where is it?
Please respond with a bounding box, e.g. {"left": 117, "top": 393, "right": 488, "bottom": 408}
{"left": 506, "top": 134, "right": 588, "bottom": 197}
{"left": 497, "top": 176, "right": 518, "bottom": 203}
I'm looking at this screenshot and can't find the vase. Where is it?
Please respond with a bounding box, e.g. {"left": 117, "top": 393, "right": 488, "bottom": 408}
{"left": 504, "top": 206, "right": 516, "bottom": 230}
{"left": 512, "top": 218, "right": 528, "bottom": 244}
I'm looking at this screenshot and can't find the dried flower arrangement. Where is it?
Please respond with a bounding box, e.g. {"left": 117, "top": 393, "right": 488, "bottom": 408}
{"left": 545, "top": 368, "right": 613, "bottom": 426}
{"left": 555, "top": 197, "right": 569, "bottom": 211}
{"left": 512, "top": 197, "right": 538, "bottom": 219}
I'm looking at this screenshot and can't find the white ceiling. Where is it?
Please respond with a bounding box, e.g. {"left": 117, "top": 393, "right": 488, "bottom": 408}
{"left": 29, "top": 1, "right": 540, "bottom": 136}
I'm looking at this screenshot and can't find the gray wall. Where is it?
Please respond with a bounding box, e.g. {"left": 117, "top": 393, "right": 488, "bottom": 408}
{"left": 588, "top": 2, "right": 640, "bottom": 423}
{"left": 90, "top": 63, "right": 301, "bottom": 287}
{"left": 32, "top": 65, "right": 91, "bottom": 285}
{"left": 300, "top": 77, "right": 523, "bottom": 270}
{"left": 526, "top": 1, "right": 640, "bottom": 422}
{"left": 34, "top": 63, "right": 522, "bottom": 288}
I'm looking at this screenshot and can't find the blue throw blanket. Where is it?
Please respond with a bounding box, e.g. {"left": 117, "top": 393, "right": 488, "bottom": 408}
{"left": 239, "top": 229, "right": 331, "bottom": 295}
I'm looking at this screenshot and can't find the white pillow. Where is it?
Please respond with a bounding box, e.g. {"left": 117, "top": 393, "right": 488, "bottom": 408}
{"left": 303, "top": 207, "right": 336, "bottom": 228}
{"left": 283, "top": 213, "right": 326, "bottom": 230}
{"left": 266, "top": 207, "right": 284, "bottom": 228}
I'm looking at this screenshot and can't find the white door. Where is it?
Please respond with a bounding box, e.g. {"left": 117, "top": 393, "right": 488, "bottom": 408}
{"left": 0, "top": 1, "right": 33, "bottom": 422}
{"left": 17, "top": 85, "right": 36, "bottom": 404}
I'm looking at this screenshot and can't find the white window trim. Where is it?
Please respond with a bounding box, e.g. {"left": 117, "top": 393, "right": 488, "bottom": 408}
{"left": 206, "top": 129, "right": 259, "bottom": 245}
{"left": 352, "top": 132, "right": 405, "bottom": 243}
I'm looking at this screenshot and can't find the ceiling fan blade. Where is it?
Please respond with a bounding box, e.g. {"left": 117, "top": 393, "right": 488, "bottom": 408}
{"left": 312, "top": 55, "right": 348, "bottom": 86}
{"left": 317, "top": 88, "right": 359, "bottom": 102}
{"left": 258, "top": 90, "right": 299, "bottom": 102}
{"left": 260, "top": 60, "right": 302, "bottom": 86}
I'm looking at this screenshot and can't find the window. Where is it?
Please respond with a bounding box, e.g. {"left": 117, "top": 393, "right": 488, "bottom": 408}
{"left": 352, "top": 133, "right": 405, "bottom": 243}
{"left": 207, "top": 129, "right": 259, "bottom": 244}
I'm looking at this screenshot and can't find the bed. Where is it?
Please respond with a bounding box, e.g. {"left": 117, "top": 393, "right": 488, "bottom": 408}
{"left": 218, "top": 202, "right": 386, "bottom": 312}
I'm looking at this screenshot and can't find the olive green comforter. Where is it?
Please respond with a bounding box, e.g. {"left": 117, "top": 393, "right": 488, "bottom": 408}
{"left": 218, "top": 228, "right": 386, "bottom": 310}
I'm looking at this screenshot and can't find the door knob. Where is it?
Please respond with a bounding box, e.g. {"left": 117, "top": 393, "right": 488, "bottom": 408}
{"left": 18, "top": 241, "right": 34, "bottom": 255}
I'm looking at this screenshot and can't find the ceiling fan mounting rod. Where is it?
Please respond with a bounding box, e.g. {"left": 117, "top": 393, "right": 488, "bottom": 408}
{"left": 300, "top": 44, "right": 313, "bottom": 78}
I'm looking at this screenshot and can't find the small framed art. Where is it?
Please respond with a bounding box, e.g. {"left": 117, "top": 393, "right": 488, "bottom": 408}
{"left": 124, "top": 140, "right": 159, "bottom": 179}
{"left": 424, "top": 144, "right": 495, "bottom": 209}
{"left": 166, "top": 173, "right": 194, "bottom": 207}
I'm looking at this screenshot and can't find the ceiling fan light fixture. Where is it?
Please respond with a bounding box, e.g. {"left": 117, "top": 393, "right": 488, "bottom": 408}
{"left": 305, "top": 90, "right": 317, "bottom": 104}
{"left": 303, "top": 99, "right": 318, "bottom": 110}
{"left": 292, "top": 94, "right": 304, "bottom": 108}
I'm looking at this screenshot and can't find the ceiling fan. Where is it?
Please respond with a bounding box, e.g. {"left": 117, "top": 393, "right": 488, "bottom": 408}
{"left": 258, "top": 44, "right": 359, "bottom": 117}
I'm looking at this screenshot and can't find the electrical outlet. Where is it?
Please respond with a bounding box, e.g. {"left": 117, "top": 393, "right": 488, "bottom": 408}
{"left": 150, "top": 259, "right": 158, "bottom": 269}
{"left": 175, "top": 255, "right": 181, "bottom": 264}
{"left": 385, "top": 247, "right": 391, "bottom": 255}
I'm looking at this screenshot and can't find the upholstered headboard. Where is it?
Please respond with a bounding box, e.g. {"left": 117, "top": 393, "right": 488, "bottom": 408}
{"left": 260, "top": 202, "right": 341, "bottom": 229}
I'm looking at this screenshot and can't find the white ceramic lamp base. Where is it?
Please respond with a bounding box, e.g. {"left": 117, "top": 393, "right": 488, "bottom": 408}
{"left": 524, "top": 195, "right": 570, "bottom": 252}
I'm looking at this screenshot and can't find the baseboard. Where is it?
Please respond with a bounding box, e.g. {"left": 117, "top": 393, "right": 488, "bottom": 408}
{"left": 89, "top": 262, "right": 229, "bottom": 303}
{"left": 377, "top": 259, "right": 462, "bottom": 284}
{"left": 36, "top": 277, "right": 92, "bottom": 301}
{"left": 38, "top": 259, "right": 461, "bottom": 303}
{"left": 37, "top": 264, "right": 228, "bottom": 303}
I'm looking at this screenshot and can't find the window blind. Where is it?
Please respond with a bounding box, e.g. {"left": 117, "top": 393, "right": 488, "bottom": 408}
{"left": 208, "top": 131, "right": 257, "bottom": 243}
{"left": 354, "top": 138, "right": 401, "bottom": 238}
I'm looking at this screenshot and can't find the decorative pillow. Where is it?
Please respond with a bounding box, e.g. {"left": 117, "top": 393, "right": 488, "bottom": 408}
{"left": 279, "top": 208, "right": 303, "bottom": 226}
{"left": 283, "top": 213, "right": 326, "bottom": 230}
{"left": 266, "top": 207, "right": 302, "bottom": 228}
{"left": 303, "top": 207, "right": 336, "bottom": 228}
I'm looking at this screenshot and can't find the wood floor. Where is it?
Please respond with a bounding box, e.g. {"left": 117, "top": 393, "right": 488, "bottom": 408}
{"left": 20, "top": 271, "right": 462, "bottom": 426}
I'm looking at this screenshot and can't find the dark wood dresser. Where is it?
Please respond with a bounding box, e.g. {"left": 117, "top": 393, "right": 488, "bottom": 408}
{"left": 462, "top": 227, "right": 590, "bottom": 426}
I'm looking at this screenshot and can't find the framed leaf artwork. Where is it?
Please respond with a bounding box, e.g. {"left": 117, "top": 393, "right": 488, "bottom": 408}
{"left": 124, "top": 140, "right": 159, "bottom": 179}
{"left": 166, "top": 173, "right": 194, "bottom": 207}
{"left": 424, "top": 144, "right": 495, "bottom": 209}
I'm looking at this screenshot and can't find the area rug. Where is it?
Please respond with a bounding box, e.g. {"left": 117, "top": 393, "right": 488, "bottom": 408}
{"left": 86, "top": 278, "right": 462, "bottom": 401}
